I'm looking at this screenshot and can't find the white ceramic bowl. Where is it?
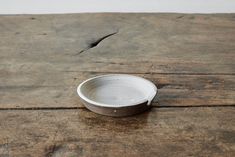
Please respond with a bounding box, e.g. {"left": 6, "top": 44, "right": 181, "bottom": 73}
{"left": 77, "top": 74, "right": 157, "bottom": 117}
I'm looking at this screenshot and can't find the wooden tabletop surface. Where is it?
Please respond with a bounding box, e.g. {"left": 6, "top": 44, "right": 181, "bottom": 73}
{"left": 0, "top": 13, "right": 235, "bottom": 157}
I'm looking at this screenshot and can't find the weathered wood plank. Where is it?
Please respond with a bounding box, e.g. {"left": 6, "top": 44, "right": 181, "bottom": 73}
{"left": 0, "top": 13, "right": 235, "bottom": 74}
{"left": 1, "top": 13, "right": 235, "bottom": 108}
{"left": 0, "top": 13, "right": 234, "bottom": 157}
{"left": 0, "top": 108, "right": 234, "bottom": 157}
{"left": 1, "top": 71, "right": 234, "bottom": 108}
{"left": 0, "top": 13, "right": 235, "bottom": 109}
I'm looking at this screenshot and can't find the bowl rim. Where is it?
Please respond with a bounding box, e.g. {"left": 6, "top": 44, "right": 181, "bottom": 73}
{"left": 77, "top": 74, "right": 157, "bottom": 108}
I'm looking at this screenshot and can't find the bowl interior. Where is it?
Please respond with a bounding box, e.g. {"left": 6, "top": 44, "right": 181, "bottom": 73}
{"left": 79, "top": 75, "right": 156, "bottom": 107}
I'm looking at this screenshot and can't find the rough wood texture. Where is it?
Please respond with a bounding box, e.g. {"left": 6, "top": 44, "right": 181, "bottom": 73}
{"left": 1, "top": 73, "right": 234, "bottom": 108}
{"left": 1, "top": 14, "right": 234, "bottom": 73}
{"left": 0, "top": 13, "right": 235, "bottom": 156}
{"left": 0, "top": 108, "right": 235, "bottom": 157}
{"left": 0, "top": 13, "right": 235, "bottom": 108}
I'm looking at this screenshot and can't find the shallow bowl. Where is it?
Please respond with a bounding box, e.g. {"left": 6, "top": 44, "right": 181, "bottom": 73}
{"left": 77, "top": 74, "right": 157, "bottom": 117}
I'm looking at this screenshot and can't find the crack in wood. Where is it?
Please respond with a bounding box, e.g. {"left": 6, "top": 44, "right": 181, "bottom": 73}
{"left": 157, "top": 83, "right": 170, "bottom": 89}
{"left": 0, "top": 85, "right": 64, "bottom": 90}
{"left": 76, "top": 31, "right": 118, "bottom": 55}
{"left": 0, "top": 107, "right": 85, "bottom": 110}
{"left": 176, "top": 15, "right": 184, "bottom": 19}
{"left": 154, "top": 105, "right": 235, "bottom": 108}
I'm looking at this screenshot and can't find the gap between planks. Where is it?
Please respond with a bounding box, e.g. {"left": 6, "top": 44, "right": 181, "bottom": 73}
{"left": 0, "top": 105, "right": 234, "bottom": 111}
{"left": 62, "top": 71, "right": 235, "bottom": 76}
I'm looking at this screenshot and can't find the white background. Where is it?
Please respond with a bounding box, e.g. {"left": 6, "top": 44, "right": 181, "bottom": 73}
{"left": 0, "top": 0, "right": 235, "bottom": 14}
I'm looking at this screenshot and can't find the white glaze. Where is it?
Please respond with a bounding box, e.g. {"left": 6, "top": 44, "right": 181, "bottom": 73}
{"left": 77, "top": 74, "right": 157, "bottom": 107}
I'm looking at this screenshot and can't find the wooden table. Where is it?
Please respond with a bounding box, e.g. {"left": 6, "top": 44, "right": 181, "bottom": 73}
{"left": 0, "top": 13, "right": 235, "bottom": 157}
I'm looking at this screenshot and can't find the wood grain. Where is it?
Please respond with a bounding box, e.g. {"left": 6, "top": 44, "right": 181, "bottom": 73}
{"left": 0, "top": 14, "right": 235, "bottom": 73}
{"left": 0, "top": 13, "right": 235, "bottom": 109}
{"left": 0, "top": 72, "right": 234, "bottom": 108}
{"left": 0, "top": 107, "right": 235, "bottom": 157}
{"left": 0, "top": 13, "right": 235, "bottom": 156}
